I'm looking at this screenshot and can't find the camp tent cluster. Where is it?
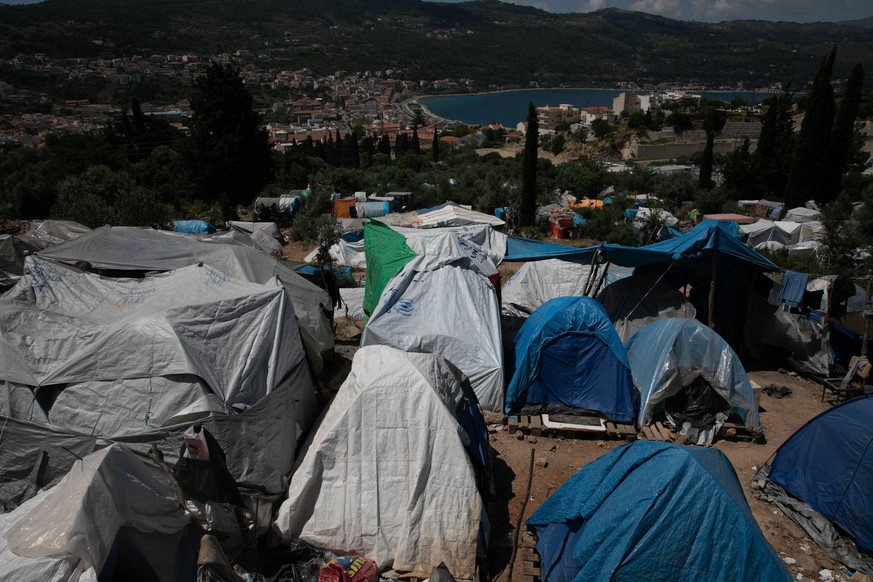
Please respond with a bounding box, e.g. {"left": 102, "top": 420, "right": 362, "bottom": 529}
{"left": 1, "top": 210, "right": 870, "bottom": 581}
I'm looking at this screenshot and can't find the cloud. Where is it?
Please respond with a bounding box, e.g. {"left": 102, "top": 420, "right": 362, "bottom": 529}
{"left": 628, "top": 0, "right": 682, "bottom": 17}
{"left": 688, "top": 0, "right": 818, "bottom": 22}
{"left": 579, "top": 0, "right": 607, "bottom": 11}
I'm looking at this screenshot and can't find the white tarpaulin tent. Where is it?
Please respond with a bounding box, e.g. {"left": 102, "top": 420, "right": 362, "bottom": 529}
{"left": 501, "top": 259, "right": 630, "bottom": 318}
{"left": 360, "top": 240, "right": 504, "bottom": 412}
{"left": 275, "top": 346, "right": 483, "bottom": 579}
{"left": 304, "top": 238, "right": 367, "bottom": 269}
{"left": 0, "top": 445, "right": 191, "bottom": 582}
{"left": 36, "top": 226, "right": 334, "bottom": 372}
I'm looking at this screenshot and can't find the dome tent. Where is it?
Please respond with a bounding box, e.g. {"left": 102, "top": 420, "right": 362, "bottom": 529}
{"left": 275, "top": 346, "right": 488, "bottom": 580}
{"left": 768, "top": 395, "right": 873, "bottom": 557}
{"left": 505, "top": 296, "right": 635, "bottom": 424}
{"left": 625, "top": 318, "right": 761, "bottom": 445}
{"left": 527, "top": 441, "right": 790, "bottom": 582}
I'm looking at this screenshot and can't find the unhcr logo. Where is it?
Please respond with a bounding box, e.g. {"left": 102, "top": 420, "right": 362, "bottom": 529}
{"left": 396, "top": 299, "right": 414, "bottom": 316}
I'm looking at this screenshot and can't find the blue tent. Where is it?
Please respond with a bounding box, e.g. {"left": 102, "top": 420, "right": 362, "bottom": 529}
{"left": 527, "top": 441, "right": 791, "bottom": 582}
{"left": 769, "top": 395, "right": 873, "bottom": 553}
{"left": 504, "top": 297, "right": 635, "bottom": 423}
{"left": 174, "top": 219, "right": 216, "bottom": 235}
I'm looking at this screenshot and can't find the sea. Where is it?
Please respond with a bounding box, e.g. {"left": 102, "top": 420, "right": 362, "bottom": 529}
{"left": 418, "top": 88, "right": 772, "bottom": 127}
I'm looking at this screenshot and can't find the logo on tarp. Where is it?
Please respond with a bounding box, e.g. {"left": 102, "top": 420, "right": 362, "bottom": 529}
{"left": 396, "top": 299, "right": 414, "bottom": 315}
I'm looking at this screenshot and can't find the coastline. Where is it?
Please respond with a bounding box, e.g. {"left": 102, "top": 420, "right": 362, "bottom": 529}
{"left": 412, "top": 86, "right": 779, "bottom": 127}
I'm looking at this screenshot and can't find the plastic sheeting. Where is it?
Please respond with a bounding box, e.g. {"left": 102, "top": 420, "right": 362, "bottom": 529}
{"left": 209, "top": 228, "right": 282, "bottom": 258}
{"left": 643, "top": 220, "right": 780, "bottom": 271}
{"left": 275, "top": 347, "right": 483, "bottom": 579}
{"left": 527, "top": 441, "right": 790, "bottom": 582}
{"left": 769, "top": 396, "right": 873, "bottom": 553}
{"left": 1, "top": 445, "right": 190, "bottom": 580}
{"left": 1, "top": 257, "right": 313, "bottom": 415}
{"left": 304, "top": 239, "right": 367, "bottom": 269}
{"left": 743, "top": 294, "right": 829, "bottom": 378}
{"left": 596, "top": 274, "right": 696, "bottom": 342}
{"left": 505, "top": 297, "right": 635, "bottom": 423}
{"left": 28, "top": 220, "right": 91, "bottom": 245}
{"left": 35, "top": 226, "right": 333, "bottom": 373}
{"left": 625, "top": 318, "right": 761, "bottom": 435}
{"left": 361, "top": 255, "right": 504, "bottom": 412}
{"left": 501, "top": 259, "right": 629, "bottom": 318}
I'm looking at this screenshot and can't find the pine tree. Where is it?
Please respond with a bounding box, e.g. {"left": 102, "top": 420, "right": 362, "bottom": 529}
{"left": 823, "top": 63, "right": 865, "bottom": 202}
{"left": 520, "top": 102, "right": 538, "bottom": 227}
{"left": 188, "top": 63, "right": 271, "bottom": 220}
{"left": 785, "top": 47, "right": 836, "bottom": 209}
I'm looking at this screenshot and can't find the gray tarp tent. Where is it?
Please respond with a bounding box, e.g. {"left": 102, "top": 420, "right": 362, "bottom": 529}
{"left": 36, "top": 226, "right": 334, "bottom": 372}
{"left": 0, "top": 257, "right": 316, "bottom": 508}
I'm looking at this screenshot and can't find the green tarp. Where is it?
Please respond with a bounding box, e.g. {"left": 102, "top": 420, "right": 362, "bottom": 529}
{"left": 363, "top": 220, "right": 417, "bottom": 315}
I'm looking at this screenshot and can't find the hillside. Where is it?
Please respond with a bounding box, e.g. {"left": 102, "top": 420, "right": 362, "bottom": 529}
{"left": 1, "top": 0, "right": 872, "bottom": 88}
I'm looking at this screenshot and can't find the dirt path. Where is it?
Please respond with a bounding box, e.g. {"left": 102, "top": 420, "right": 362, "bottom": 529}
{"left": 487, "top": 368, "right": 843, "bottom": 582}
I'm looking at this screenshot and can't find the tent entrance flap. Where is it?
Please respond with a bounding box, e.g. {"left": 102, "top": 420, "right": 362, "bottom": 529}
{"left": 663, "top": 377, "right": 730, "bottom": 429}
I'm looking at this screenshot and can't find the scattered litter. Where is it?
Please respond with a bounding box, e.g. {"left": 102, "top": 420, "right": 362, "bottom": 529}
{"left": 526, "top": 436, "right": 538, "bottom": 444}
{"left": 488, "top": 424, "right": 503, "bottom": 433}
{"left": 783, "top": 557, "right": 797, "bottom": 565}
{"left": 535, "top": 457, "right": 549, "bottom": 468}
{"left": 547, "top": 444, "right": 557, "bottom": 452}
{"left": 819, "top": 569, "right": 833, "bottom": 581}
{"left": 764, "top": 385, "right": 793, "bottom": 398}
{"left": 516, "top": 432, "right": 525, "bottom": 441}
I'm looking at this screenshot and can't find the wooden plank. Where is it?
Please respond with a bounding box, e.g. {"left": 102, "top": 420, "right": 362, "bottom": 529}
{"left": 522, "top": 535, "right": 536, "bottom": 548}
{"left": 616, "top": 423, "right": 637, "bottom": 436}
{"left": 522, "top": 562, "right": 541, "bottom": 576}
{"left": 508, "top": 416, "right": 519, "bottom": 434}
{"left": 530, "top": 415, "right": 543, "bottom": 436}
{"left": 640, "top": 425, "right": 658, "bottom": 441}
{"left": 652, "top": 422, "right": 670, "bottom": 441}
{"left": 520, "top": 575, "right": 537, "bottom": 582}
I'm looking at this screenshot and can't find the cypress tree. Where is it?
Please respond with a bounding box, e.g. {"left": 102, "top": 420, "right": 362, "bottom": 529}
{"left": 432, "top": 133, "right": 440, "bottom": 163}
{"left": 520, "top": 102, "right": 538, "bottom": 227}
{"left": 411, "top": 125, "right": 421, "bottom": 155}
{"left": 699, "top": 132, "right": 715, "bottom": 189}
{"left": 823, "top": 63, "right": 864, "bottom": 202}
{"left": 785, "top": 47, "right": 837, "bottom": 209}
{"left": 753, "top": 92, "right": 794, "bottom": 200}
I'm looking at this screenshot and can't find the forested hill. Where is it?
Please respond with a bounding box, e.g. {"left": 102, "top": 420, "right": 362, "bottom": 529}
{"left": 2, "top": 0, "right": 872, "bottom": 87}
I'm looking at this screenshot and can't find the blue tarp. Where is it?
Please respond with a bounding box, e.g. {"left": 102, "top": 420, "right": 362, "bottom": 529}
{"left": 642, "top": 220, "right": 779, "bottom": 271}
{"left": 174, "top": 219, "right": 216, "bottom": 235}
{"left": 527, "top": 441, "right": 790, "bottom": 582}
{"left": 505, "top": 297, "right": 635, "bottom": 423}
{"left": 769, "top": 395, "right": 873, "bottom": 553}
{"left": 625, "top": 318, "right": 761, "bottom": 431}
{"left": 503, "top": 238, "right": 671, "bottom": 267}
{"left": 780, "top": 271, "right": 809, "bottom": 308}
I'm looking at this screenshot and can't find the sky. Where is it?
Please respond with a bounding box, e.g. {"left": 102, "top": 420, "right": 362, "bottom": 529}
{"left": 426, "top": 0, "right": 872, "bottom": 23}
{"left": 2, "top": 0, "right": 869, "bottom": 23}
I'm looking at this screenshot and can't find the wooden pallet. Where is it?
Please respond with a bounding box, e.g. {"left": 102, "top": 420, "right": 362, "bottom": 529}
{"left": 637, "top": 421, "right": 677, "bottom": 442}
{"left": 507, "top": 414, "right": 544, "bottom": 436}
{"left": 508, "top": 414, "right": 638, "bottom": 440}
{"left": 520, "top": 535, "right": 541, "bottom": 582}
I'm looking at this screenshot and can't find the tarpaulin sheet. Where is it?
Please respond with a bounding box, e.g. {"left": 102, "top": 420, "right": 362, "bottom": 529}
{"left": 502, "top": 259, "right": 629, "bottom": 318}
{"left": 625, "top": 318, "right": 761, "bottom": 432}
{"left": 769, "top": 396, "right": 873, "bottom": 553}
{"left": 361, "top": 257, "right": 504, "bottom": 412}
{"left": 362, "top": 220, "right": 417, "bottom": 316}
{"left": 596, "top": 274, "right": 697, "bottom": 342}
{"left": 527, "top": 441, "right": 790, "bottom": 582}
{"left": 1, "top": 257, "right": 313, "bottom": 414}
{"left": 36, "top": 226, "right": 333, "bottom": 373}
{"left": 275, "top": 347, "right": 483, "bottom": 579}
{"left": 505, "top": 297, "right": 634, "bottom": 423}
{"left": 1, "top": 445, "right": 189, "bottom": 579}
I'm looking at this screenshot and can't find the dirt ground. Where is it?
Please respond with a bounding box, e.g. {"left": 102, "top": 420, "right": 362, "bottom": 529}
{"left": 486, "top": 366, "right": 841, "bottom": 582}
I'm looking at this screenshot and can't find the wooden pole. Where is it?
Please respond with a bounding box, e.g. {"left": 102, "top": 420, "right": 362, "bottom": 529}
{"left": 862, "top": 270, "right": 872, "bottom": 357}
{"left": 708, "top": 250, "right": 717, "bottom": 330}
